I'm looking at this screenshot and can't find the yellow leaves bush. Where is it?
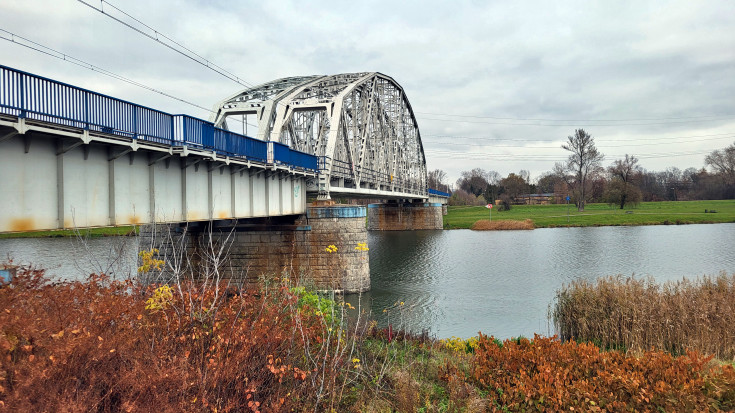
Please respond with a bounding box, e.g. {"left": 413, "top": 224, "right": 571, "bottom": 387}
{"left": 145, "top": 284, "right": 173, "bottom": 312}
{"left": 137, "top": 248, "right": 164, "bottom": 273}
{"left": 440, "top": 336, "right": 478, "bottom": 354}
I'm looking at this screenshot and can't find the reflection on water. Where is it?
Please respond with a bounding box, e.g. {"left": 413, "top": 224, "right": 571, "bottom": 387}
{"left": 2, "top": 224, "right": 735, "bottom": 339}
{"left": 0, "top": 236, "right": 139, "bottom": 281}
{"left": 348, "top": 223, "right": 735, "bottom": 339}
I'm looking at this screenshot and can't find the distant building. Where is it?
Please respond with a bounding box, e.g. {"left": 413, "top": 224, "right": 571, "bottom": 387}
{"left": 516, "top": 193, "right": 567, "bottom": 205}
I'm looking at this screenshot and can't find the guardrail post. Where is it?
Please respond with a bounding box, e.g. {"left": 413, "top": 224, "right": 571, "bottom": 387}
{"left": 84, "top": 92, "right": 89, "bottom": 130}
{"left": 133, "top": 106, "right": 138, "bottom": 139}
{"left": 19, "top": 73, "right": 25, "bottom": 118}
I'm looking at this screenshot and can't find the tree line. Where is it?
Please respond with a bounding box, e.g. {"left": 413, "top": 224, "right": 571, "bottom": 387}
{"left": 427, "top": 129, "right": 735, "bottom": 211}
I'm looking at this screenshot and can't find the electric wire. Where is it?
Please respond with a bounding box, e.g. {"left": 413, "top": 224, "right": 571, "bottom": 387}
{"left": 76, "top": 0, "right": 279, "bottom": 122}
{"left": 422, "top": 134, "right": 735, "bottom": 149}
{"left": 6, "top": 2, "right": 732, "bottom": 162}
{"left": 424, "top": 148, "right": 713, "bottom": 161}
{"left": 418, "top": 115, "right": 735, "bottom": 127}
{"left": 415, "top": 111, "right": 735, "bottom": 122}
{"left": 423, "top": 131, "right": 735, "bottom": 143}
{"left": 76, "top": 0, "right": 255, "bottom": 89}
{"left": 0, "top": 28, "right": 257, "bottom": 129}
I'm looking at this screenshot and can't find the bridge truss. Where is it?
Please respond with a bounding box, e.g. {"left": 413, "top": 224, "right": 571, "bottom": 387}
{"left": 211, "top": 73, "right": 428, "bottom": 200}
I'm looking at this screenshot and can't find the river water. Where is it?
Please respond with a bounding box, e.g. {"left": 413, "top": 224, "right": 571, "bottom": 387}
{"left": 2, "top": 224, "right": 735, "bottom": 339}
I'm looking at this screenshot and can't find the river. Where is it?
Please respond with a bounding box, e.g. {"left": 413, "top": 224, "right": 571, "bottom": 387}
{"left": 2, "top": 223, "right": 735, "bottom": 339}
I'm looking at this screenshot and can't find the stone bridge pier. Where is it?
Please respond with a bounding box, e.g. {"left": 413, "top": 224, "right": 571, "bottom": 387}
{"left": 139, "top": 204, "right": 370, "bottom": 293}
{"left": 367, "top": 201, "right": 444, "bottom": 231}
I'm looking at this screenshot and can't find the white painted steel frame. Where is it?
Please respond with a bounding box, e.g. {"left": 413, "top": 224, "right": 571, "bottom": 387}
{"left": 211, "top": 73, "right": 428, "bottom": 200}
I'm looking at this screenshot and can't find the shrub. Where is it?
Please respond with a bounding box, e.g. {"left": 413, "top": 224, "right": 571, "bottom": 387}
{"left": 470, "top": 334, "right": 735, "bottom": 411}
{"left": 553, "top": 273, "right": 735, "bottom": 359}
{"left": 470, "top": 219, "right": 534, "bottom": 230}
{"left": 0, "top": 267, "right": 353, "bottom": 411}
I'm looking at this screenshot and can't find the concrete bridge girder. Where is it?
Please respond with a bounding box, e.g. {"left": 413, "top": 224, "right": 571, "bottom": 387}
{"left": 0, "top": 118, "right": 309, "bottom": 233}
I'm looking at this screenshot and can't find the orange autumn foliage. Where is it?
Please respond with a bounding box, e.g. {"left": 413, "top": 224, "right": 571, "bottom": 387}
{"left": 2, "top": 267, "right": 735, "bottom": 411}
{"left": 468, "top": 334, "right": 735, "bottom": 412}
{"left": 0, "top": 267, "right": 344, "bottom": 412}
{"left": 471, "top": 219, "right": 534, "bottom": 230}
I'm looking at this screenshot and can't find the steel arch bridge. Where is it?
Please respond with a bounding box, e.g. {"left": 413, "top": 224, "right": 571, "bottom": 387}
{"left": 210, "top": 72, "right": 428, "bottom": 200}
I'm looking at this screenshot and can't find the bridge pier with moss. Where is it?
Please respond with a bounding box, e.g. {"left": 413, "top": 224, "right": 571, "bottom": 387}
{"left": 139, "top": 204, "right": 370, "bottom": 293}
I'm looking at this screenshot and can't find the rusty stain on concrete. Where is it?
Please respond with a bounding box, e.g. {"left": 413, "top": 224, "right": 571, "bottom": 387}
{"left": 10, "top": 218, "right": 35, "bottom": 232}
{"left": 128, "top": 215, "right": 141, "bottom": 225}
{"left": 187, "top": 211, "right": 203, "bottom": 221}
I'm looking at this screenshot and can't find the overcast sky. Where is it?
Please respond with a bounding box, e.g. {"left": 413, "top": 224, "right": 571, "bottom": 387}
{"left": 2, "top": 0, "right": 734, "bottom": 185}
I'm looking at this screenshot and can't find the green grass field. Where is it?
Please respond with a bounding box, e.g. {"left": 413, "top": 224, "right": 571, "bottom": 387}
{"left": 0, "top": 226, "right": 137, "bottom": 239}
{"left": 3, "top": 201, "right": 734, "bottom": 236}
{"left": 445, "top": 200, "right": 735, "bottom": 229}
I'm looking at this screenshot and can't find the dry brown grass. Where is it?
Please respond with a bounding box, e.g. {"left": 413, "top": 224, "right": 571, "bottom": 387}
{"left": 470, "top": 219, "right": 534, "bottom": 230}
{"left": 553, "top": 273, "right": 735, "bottom": 359}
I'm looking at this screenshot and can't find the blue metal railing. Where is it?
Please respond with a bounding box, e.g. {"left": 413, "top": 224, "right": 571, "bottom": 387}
{"left": 0, "top": 64, "right": 314, "bottom": 171}
{"left": 271, "top": 142, "right": 318, "bottom": 171}
{"left": 428, "top": 188, "right": 451, "bottom": 197}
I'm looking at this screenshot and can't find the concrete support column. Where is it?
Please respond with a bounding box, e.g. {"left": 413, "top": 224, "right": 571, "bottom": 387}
{"left": 367, "top": 202, "right": 443, "bottom": 231}
{"left": 137, "top": 204, "right": 370, "bottom": 293}
{"left": 296, "top": 205, "right": 370, "bottom": 292}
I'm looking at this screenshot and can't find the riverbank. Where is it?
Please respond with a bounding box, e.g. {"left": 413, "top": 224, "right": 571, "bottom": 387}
{"left": 445, "top": 199, "right": 735, "bottom": 229}
{"left": 0, "top": 226, "right": 137, "bottom": 239}
{"left": 3, "top": 200, "right": 732, "bottom": 237}
{"left": 2, "top": 268, "right": 734, "bottom": 411}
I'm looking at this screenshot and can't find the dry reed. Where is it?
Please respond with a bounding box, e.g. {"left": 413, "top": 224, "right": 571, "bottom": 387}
{"left": 553, "top": 273, "right": 735, "bottom": 359}
{"left": 470, "top": 219, "right": 534, "bottom": 230}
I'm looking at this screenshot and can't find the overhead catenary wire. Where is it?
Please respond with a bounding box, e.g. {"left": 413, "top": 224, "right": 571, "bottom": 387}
{"left": 417, "top": 115, "right": 735, "bottom": 127}
{"left": 424, "top": 148, "right": 713, "bottom": 161}
{"left": 423, "top": 131, "right": 735, "bottom": 143}
{"left": 422, "top": 133, "right": 735, "bottom": 149}
{"left": 56, "top": 1, "right": 735, "bottom": 141}
{"left": 415, "top": 111, "right": 735, "bottom": 123}
{"left": 76, "top": 0, "right": 255, "bottom": 89}
{"left": 0, "top": 28, "right": 257, "bottom": 129}
{"left": 6, "top": 3, "right": 731, "bottom": 165}
{"left": 76, "top": 0, "right": 286, "bottom": 118}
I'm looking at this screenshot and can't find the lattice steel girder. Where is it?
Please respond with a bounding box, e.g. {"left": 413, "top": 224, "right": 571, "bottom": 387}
{"left": 212, "top": 72, "right": 427, "bottom": 200}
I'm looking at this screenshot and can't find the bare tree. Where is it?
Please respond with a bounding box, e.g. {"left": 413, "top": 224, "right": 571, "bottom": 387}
{"left": 561, "top": 129, "right": 604, "bottom": 211}
{"left": 606, "top": 154, "right": 642, "bottom": 209}
{"left": 486, "top": 170, "right": 501, "bottom": 186}
{"left": 705, "top": 141, "right": 735, "bottom": 184}
{"left": 427, "top": 169, "right": 449, "bottom": 192}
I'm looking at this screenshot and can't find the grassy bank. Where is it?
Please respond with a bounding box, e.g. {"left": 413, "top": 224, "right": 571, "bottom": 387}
{"left": 0, "top": 226, "right": 137, "bottom": 239}
{"left": 2, "top": 267, "right": 735, "bottom": 411}
{"left": 445, "top": 199, "right": 735, "bottom": 229}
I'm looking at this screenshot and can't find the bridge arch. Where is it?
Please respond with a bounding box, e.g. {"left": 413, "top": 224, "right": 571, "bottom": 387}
{"left": 211, "top": 73, "right": 427, "bottom": 200}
